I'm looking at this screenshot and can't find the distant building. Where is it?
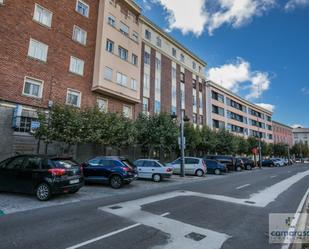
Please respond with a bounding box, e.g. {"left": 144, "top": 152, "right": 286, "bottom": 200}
{"left": 272, "top": 121, "right": 293, "bottom": 147}
{"left": 205, "top": 81, "right": 273, "bottom": 143}
{"left": 293, "top": 128, "right": 309, "bottom": 147}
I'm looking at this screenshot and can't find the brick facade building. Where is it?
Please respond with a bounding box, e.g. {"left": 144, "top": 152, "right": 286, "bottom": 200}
{"left": 272, "top": 121, "right": 293, "bottom": 147}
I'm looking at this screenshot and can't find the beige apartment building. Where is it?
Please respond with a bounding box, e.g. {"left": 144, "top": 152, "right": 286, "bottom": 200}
{"left": 93, "top": 0, "right": 142, "bottom": 118}
{"left": 139, "top": 16, "right": 207, "bottom": 126}
{"left": 206, "top": 81, "right": 273, "bottom": 142}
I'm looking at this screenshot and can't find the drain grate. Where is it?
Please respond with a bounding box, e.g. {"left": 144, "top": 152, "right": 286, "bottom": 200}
{"left": 109, "top": 206, "right": 122, "bottom": 210}
{"left": 185, "top": 232, "right": 206, "bottom": 241}
{"left": 245, "top": 201, "right": 256, "bottom": 204}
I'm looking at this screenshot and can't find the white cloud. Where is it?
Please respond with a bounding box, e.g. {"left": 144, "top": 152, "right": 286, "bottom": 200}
{"left": 255, "top": 103, "right": 275, "bottom": 112}
{"left": 301, "top": 87, "right": 309, "bottom": 95}
{"left": 291, "top": 124, "right": 304, "bottom": 128}
{"left": 153, "top": 0, "right": 275, "bottom": 36}
{"left": 153, "top": 0, "right": 208, "bottom": 36}
{"left": 285, "top": 0, "right": 309, "bottom": 10}
{"left": 207, "top": 58, "right": 271, "bottom": 100}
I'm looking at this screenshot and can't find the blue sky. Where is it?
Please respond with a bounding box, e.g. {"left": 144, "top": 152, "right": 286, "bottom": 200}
{"left": 136, "top": 0, "right": 309, "bottom": 127}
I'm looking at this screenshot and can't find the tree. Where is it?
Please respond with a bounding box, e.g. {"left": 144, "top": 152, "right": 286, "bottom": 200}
{"left": 214, "top": 129, "right": 237, "bottom": 155}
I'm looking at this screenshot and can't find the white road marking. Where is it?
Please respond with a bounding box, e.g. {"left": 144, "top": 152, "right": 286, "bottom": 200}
{"left": 160, "top": 212, "right": 170, "bottom": 217}
{"left": 66, "top": 223, "right": 141, "bottom": 249}
{"left": 100, "top": 192, "right": 230, "bottom": 249}
{"left": 236, "top": 184, "right": 250, "bottom": 190}
{"left": 281, "top": 188, "right": 309, "bottom": 249}
{"left": 270, "top": 175, "right": 277, "bottom": 178}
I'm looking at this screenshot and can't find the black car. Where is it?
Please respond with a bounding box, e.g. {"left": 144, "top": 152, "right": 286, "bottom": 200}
{"left": 260, "top": 159, "right": 275, "bottom": 167}
{"left": 204, "top": 155, "right": 243, "bottom": 171}
{"left": 238, "top": 157, "right": 255, "bottom": 170}
{"left": 0, "top": 155, "right": 84, "bottom": 201}
{"left": 82, "top": 156, "right": 137, "bottom": 189}
{"left": 204, "top": 159, "right": 226, "bottom": 175}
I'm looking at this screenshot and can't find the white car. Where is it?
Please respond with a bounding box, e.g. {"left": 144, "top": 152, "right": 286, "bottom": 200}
{"left": 272, "top": 158, "right": 285, "bottom": 167}
{"left": 167, "top": 157, "right": 206, "bottom": 177}
{"left": 133, "top": 159, "right": 173, "bottom": 182}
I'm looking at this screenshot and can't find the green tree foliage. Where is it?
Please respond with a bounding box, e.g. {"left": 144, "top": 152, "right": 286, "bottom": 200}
{"left": 291, "top": 141, "right": 309, "bottom": 157}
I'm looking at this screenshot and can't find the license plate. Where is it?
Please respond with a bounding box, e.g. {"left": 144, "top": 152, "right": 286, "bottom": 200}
{"left": 69, "top": 179, "right": 79, "bottom": 184}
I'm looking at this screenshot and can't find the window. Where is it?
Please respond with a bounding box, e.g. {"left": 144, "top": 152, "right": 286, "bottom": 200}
{"left": 193, "top": 94, "right": 197, "bottom": 107}
{"left": 180, "top": 73, "right": 185, "bottom": 82}
{"left": 193, "top": 114, "right": 197, "bottom": 124}
{"left": 106, "top": 39, "right": 114, "bottom": 53}
{"left": 118, "top": 46, "right": 128, "bottom": 60}
{"left": 172, "top": 85, "right": 177, "bottom": 98}
{"left": 156, "top": 37, "right": 161, "bottom": 47}
{"left": 143, "top": 73, "right": 150, "bottom": 89}
{"left": 33, "top": 4, "right": 52, "bottom": 27}
{"left": 0, "top": 0, "right": 4, "bottom": 5}
{"left": 5, "top": 157, "right": 26, "bottom": 170}
{"left": 131, "top": 78, "right": 137, "bottom": 90}
{"left": 172, "top": 67, "right": 176, "bottom": 79}
{"left": 24, "top": 156, "right": 41, "bottom": 169}
{"left": 132, "top": 31, "right": 139, "bottom": 42}
{"left": 155, "top": 100, "right": 161, "bottom": 114}
{"left": 142, "top": 98, "right": 149, "bottom": 113}
{"left": 213, "top": 119, "right": 225, "bottom": 129}
{"left": 172, "top": 48, "right": 177, "bottom": 57}
{"left": 107, "top": 14, "right": 116, "bottom": 27}
{"left": 155, "top": 78, "right": 161, "bottom": 92}
{"left": 69, "top": 56, "right": 84, "bottom": 76}
{"left": 199, "top": 115, "right": 203, "bottom": 124}
{"left": 73, "top": 25, "right": 87, "bottom": 45}
{"left": 23, "top": 77, "right": 43, "bottom": 98}
{"left": 192, "top": 61, "right": 196, "bottom": 70}
{"left": 144, "top": 51, "right": 150, "bottom": 65}
{"left": 123, "top": 105, "right": 132, "bottom": 118}
{"left": 28, "top": 39, "right": 48, "bottom": 62}
{"left": 145, "top": 30, "right": 151, "bottom": 40}
{"left": 155, "top": 58, "right": 161, "bottom": 70}
{"left": 97, "top": 98, "right": 108, "bottom": 112}
{"left": 116, "top": 72, "right": 127, "bottom": 86}
{"left": 66, "top": 89, "right": 81, "bottom": 107}
{"left": 104, "top": 67, "right": 113, "bottom": 81}
{"left": 211, "top": 91, "right": 224, "bottom": 103}
{"left": 132, "top": 54, "right": 138, "bottom": 65}
{"left": 171, "top": 106, "right": 177, "bottom": 115}
{"left": 119, "top": 22, "right": 129, "bottom": 36}
{"left": 212, "top": 105, "right": 224, "bottom": 116}
{"left": 76, "top": 0, "right": 89, "bottom": 17}
{"left": 180, "top": 54, "right": 185, "bottom": 62}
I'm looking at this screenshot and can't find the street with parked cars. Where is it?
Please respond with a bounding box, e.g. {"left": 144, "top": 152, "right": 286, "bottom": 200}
{"left": 0, "top": 153, "right": 305, "bottom": 201}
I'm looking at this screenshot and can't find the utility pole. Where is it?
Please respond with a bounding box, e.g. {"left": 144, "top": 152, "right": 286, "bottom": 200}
{"left": 180, "top": 110, "right": 185, "bottom": 177}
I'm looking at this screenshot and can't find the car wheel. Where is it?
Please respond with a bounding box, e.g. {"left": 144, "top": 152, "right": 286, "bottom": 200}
{"left": 152, "top": 174, "right": 162, "bottom": 182}
{"left": 196, "top": 169, "right": 204, "bottom": 177}
{"left": 214, "top": 169, "right": 221, "bottom": 175}
{"left": 236, "top": 166, "right": 242, "bottom": 172}
{"left": 36, "top": 183, "right": 51, "bottom": 201}
{"left": 110, "top": 175, "right": 123, "bottom": 189}
{"left": 246, "top": 165, "right": 252, "bottom": 170}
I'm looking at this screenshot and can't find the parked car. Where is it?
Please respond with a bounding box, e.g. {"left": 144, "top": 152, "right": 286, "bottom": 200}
{"left": 260, "top": 159, "right": 275, "bottom": 167}
{"left": 166, "top": 157, "right": 206, "bottom": 176}
{"left": 295, "top": 158, "right": 302, "bottom": 163}
{"left": 82, "top": 156, "right": 137, "bottom": 189}
{"left": 303, "top": 158, "right": 309, "bottom": 164}
{"left": 272, "top": 158, "right": 285, "bottom": 167}
{"left": 204, "top": 155, "right": 243, "bottom": 171}
{"left": 133, "top": 159, "right": 173, "bottom": 182}
{"left": 203, "top": 159, "right": 226, "bottom": 175}
{"left": 0, "top": 155, "right": 84, "bottom": 201}
{"left": 238, "top": 157, "right": 255, "bottom": 170}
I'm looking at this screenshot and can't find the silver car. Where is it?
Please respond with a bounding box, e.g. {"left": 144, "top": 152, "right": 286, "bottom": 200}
{"left": 133, "top": 159, "right": 173, "bottom": 182}
{"left": 167, "top": 157, "right": 206, "bottom": 177}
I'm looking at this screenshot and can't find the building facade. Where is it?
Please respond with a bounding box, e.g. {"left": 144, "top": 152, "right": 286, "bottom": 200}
{"left": 272, "top": 121, "right": 293, "bottom": 147}
{"left": 206, "top": 81, "right": 273, "bottom": 142}
{"left": 293, "top": 128, "right": 309, "bottom": 147}
{"left": 139, "top": 17, "right": 207, "bottom": 125}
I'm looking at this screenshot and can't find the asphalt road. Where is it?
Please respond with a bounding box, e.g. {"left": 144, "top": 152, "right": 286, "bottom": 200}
{"left": 1, "top": 164, "right": 309, "bottom": 249}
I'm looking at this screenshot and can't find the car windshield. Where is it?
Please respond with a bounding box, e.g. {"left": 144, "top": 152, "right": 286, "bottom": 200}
{"left": 51, "top": 159, "right": 78, "bottom": 169}
{"left": 121, "top": 159, "right": 134, "bottom": 169}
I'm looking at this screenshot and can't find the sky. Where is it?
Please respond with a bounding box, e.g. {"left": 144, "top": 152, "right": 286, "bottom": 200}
{"left": 135, "top": 0, "right": 309, "bottom": 128}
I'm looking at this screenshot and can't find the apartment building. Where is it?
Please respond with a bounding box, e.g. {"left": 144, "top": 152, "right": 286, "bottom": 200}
{"left": 272, "top": 121, "right": 293, "bottom": 147}
{"left": 293, "top": 128, "right": 309, "bottom": 147}
{"left": 0, "top": 0, "right": 142, "bottom": 158}
{"left": 139, "top": 17, "right": 207, "bottom": 125}
{"left": 206, "top": 81, "right": 273, "bottom": 142}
